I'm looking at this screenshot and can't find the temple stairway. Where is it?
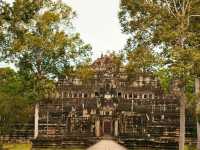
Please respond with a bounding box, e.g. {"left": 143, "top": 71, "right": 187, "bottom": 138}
{"left": 32, "top": 135, "right": 98, "bottom": 149}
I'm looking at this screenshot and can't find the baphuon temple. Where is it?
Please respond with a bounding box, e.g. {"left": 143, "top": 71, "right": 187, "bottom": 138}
{"left": 0, "top": 54, "right": 197, "bottom": 149}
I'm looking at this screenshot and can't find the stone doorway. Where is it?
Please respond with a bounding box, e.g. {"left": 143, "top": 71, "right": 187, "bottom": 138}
{"left": 103, "top": 121, "right": 112, "bottom": 135}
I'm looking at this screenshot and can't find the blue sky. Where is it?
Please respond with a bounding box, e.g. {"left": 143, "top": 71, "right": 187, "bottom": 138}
{"left": 0, "top": 0, "right": 128, "bottom": 68}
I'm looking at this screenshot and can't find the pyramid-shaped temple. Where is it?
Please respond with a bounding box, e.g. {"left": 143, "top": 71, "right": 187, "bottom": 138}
{"left": 3, "top": 54, "right": 194, "bottom": 149}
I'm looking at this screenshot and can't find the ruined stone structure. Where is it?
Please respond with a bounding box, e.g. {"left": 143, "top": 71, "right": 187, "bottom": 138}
{"left": 31, "top": 55, "right": 194, "bottom": 149}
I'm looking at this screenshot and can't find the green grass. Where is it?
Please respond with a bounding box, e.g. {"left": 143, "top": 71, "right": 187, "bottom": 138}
{"left": 35, "top": 149, "right": 83, "bottom": 150}
{"left": 184, "top": 145, "right": 197, "bottom": 150}
{"left": 3, "top": 144, "right": 31, "bottom": 150}
{"left": 2, "top": 144, "right": 84, "bottom": 150}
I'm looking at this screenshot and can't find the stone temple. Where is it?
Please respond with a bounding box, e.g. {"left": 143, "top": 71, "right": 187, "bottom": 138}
{"left": 1, "top": 54, "right": 196, "bottom": 149}
{"left": 32, "top": 54, "right": 184, "bottom": 149}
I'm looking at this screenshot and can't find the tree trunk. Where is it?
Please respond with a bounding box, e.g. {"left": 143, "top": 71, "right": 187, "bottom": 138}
{"left": 198, "top": 121, "right": 200, "bottom": 150}
{"left": 179, "top": 92, "right": 186, "bottom": 150}
{"left": 195, "top": 78, "right": 200, "bottom": 150}
{"left": 34, "top": 103, "right": 39, "bottom": 139}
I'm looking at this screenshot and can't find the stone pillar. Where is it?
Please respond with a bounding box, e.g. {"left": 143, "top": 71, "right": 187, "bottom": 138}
{"left": 114, "top": 120, "right": 119, "bottom": 137}
{"left": 195, "top": 78, "right": 200, "bottom": 150}
{"left": 34, "top": 103, "right": 39, "bottom": 139}
{"left": 95, "top": 119, "right": 100, "bottom": 137}
{"left": 139, "top": 76, "right": 143, "bottom": 87}
{"left": 70, "top": 118, "right": 73, "bottom": 132}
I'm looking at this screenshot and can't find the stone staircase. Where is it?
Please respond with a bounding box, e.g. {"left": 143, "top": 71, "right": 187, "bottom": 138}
{"left": 119, "top": 137, "right": 178, "bottom": 150}
{"left": 32, "top": 136, "right": 97, "bottom": 149}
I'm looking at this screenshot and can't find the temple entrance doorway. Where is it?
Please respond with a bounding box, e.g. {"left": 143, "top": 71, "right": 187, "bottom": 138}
{"left": 103, "top": 121, "right": 112, "bottom": 135}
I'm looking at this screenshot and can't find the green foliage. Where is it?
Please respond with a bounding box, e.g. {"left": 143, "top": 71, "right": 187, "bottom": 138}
{"left": 8, "top": 1, "right": 91, "bottom": 78}
{"left": 155, "top": 68, "right": 172, "bottom": 93}
{"left": 0, "top": 68, "right": 34, "bottom": 134}
{"left": 110, "top": 51, "right": 124, "bottom": 70}
{"left": 119, "top": 2, "right": 200, "bottom": 147}
{"left": 0, "top": 0, "right": 91, "bottom": 135}
{"left": 0, "top": 0, "right": 42, "bottom": 59}
{"left": 0, "top": 0, "right": 91, "bottom": 101}
{"left": 119, "top": 0, "right": 200, "bottom": 90}
{"left": 74, "top": 64, "right": 95, "bottom": 82}
{"left": 1, "top": 0, "right": 91, "bottom": 73}
{"left": 126, "top": 46, "right": 158, "bottom": 74}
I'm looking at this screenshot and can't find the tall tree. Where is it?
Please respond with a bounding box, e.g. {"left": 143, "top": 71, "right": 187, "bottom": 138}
{"left": 191, "top": 15, "right": 200, "bottom": 150}
{"left": 0, "top": 0, "right": 91, "bottom": 138}
{"left": 119, "top": 0, "right": 200, "bottom": 149}
{"left": 0, "top": 0, "right": 91, "bottom": 100}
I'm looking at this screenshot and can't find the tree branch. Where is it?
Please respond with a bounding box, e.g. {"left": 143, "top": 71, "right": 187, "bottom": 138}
{"left": 171, "top": 0, "right": 179, "bottom": 15}
{"left": 165, "top": 0, "right": 177, "bottom": 17}
{"left": 172, "top": 0, "right": 179, "bottom": 14}
{"left": 184, "top": 0, "right": 190, "bottom": 15}
{"left": 182, "top": 0, "right": 186, "bottom": 13}
{"left": 178, "top": 0, "right": 182, "bottom": 12}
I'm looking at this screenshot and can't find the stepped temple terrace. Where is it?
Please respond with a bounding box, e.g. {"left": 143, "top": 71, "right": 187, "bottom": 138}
{"left": 0, "top": 55, "right": 197, "bottom": 149}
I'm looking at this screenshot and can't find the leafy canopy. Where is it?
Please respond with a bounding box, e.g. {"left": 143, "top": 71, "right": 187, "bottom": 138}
{"left": 119, "top": 0, "right": 200, "bottom": 88}
{"left": 0, "top": 0, "right": 91, "bottom": 101}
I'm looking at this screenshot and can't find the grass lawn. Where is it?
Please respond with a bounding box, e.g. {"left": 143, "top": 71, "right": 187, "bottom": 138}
{"left": 35, "top": 149, "right": 84, "bottom": 150}
{"left": 3, "top": 144, "right": 31, "bottom": 150}
{"left": 3, "top": 144, "right": 84, "bottom": 150}
{"left": 2, "top": 143, "right": 197, "bottom": 150}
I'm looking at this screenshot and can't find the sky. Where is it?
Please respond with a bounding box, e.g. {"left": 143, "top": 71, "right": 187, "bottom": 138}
{"left": 0, "top": 0, "right": 128, "bottom": 68}
{"left": 64, "top": 0, "right": 128, "bottom": 59}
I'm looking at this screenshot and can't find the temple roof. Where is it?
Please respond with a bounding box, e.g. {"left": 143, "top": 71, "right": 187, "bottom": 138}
{"left": 92, "top": 54, "right": 118, "bottom": 71}
{"left": 92, "top": 54, "right": 113, "bottom": 66}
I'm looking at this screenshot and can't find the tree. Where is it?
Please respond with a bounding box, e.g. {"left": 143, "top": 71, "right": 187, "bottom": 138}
{"left": 0, "top": 0, "right": 91, "bottom": 100}
{"left": 74, "top": 63, "right": 95, "bottom": 82}
{"left": 0, "top": 68, "right": 34, "bottom": 134}
{"left": 0, "top": 0, "right": 42, "bottom": 61}
{"left": 119, "top": 0, "right": 200, "bottom": 149}
{"left": 126, "top": 46, "right": 158, "bottom": 74}
{"left": 0, "top": 0, "right": 91, "bottom": 139}
{"left": 190, "top": 15, "right": 200, "bottom": 150}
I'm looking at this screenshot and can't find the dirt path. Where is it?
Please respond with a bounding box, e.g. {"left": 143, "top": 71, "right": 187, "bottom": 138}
{"left": 87, "top": 140, "right": 127, "bottom": 150}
